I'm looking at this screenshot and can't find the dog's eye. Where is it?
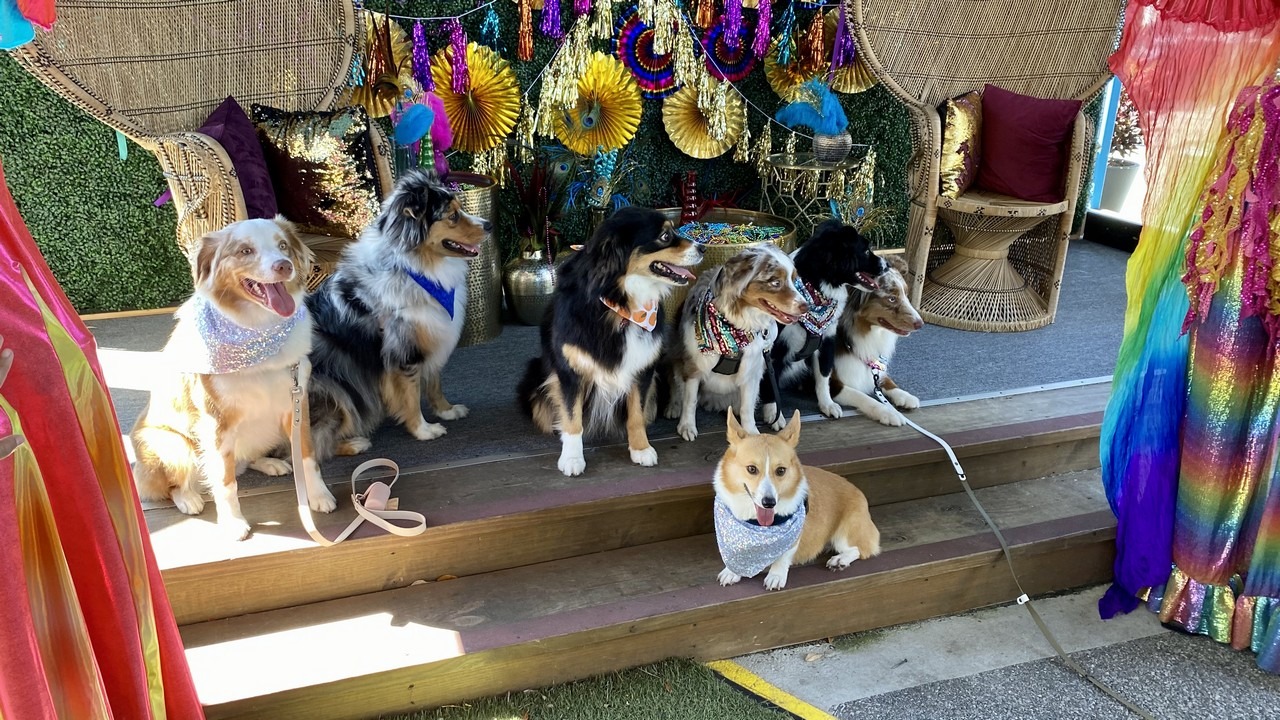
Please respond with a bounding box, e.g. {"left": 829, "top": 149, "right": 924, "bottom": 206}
{"left": 450, "top": 211, "right": 460, "bottom": 222}
{"left": 775, "top": 466, "right": 786, "bottom": 476}
{"left": 886, "top": 296, "right": 898, "bottom": 304}
{"left": 278, "top": 242, "right": 287, "bottom": 251}
{"left": 769, "top": 279, "right": 781, "bottom": 289}
{"left": 240, "top": 246, "right": 254, "bottom": 256}
{"left": 746, "top": 464, "right": 758, "bottom": 475}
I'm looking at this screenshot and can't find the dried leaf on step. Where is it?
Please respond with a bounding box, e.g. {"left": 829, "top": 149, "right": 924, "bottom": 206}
{"left": 437, "top": 574, "right": 458, "bottom": 581}
{"left": 804, "top": 653, "right": 824, "bottom": 663}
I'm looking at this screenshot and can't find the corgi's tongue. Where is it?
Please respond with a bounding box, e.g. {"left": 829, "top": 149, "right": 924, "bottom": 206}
{"left": 755, "top": 505, "right": 776, "bottom": 527}
{"left": 263, "top": 282, "right": 296, "bottom": 317}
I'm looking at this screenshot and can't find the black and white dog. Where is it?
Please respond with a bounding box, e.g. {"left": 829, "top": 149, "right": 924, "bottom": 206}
{"left": 306, "top": 169, "right": 490, "bottom": 461}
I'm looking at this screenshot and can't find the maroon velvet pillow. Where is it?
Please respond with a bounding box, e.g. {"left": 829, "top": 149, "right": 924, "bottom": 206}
{"left": 974, "top": 84, "right": 1082, "bottom": 203}
{"left": 196, "top": 97, "right": 279, "bottom": 219}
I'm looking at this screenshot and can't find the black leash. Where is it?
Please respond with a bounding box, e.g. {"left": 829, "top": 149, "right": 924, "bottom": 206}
{"left": 867, "top": 367, "right": 1155, "bottom": 720}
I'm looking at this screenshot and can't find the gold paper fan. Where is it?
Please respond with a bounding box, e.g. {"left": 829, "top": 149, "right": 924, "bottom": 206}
{"left": 342, "top": 11, "right": 416, "bottom": 119}
{"left": 431, "top": 42, "right": 521, "bottom": 153}
{"left": 824, "top": 11, "right": 878, "bottom": 94}
{"left": 554, "top": 52, "right": 643, "bottom": 156}
{"left": 764, "top": 38, "right": 825, "bottom": 102}
{"left": 662, "top": 82, "right": 746, "bottom": 159}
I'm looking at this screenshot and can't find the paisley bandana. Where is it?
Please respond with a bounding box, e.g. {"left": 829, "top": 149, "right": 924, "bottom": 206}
{"left": 185, "top": 297, "right": 306, "bottom": 374}
{"left": 713, "top": 497, "right": 807, "bottom": 578}
{"left": 693, "top": 288, "right": 757, "bottom": 357}
{"left": 795, "top": 278, "right": 837, "bottom": 336}
{"left": 601, "top": 296, "right": 658, "bottom": 331}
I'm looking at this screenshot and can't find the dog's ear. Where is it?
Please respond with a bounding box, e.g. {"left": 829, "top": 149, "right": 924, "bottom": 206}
{"left": 777, "top": 409, "right": 802, "bottom": 447}
{"left": 716, "top": 250, "right": 762, "bottom": 298}
{"left": 726, "top": 408, "right": 749, "bottom": 444}
{"left": 190, "top": 228, "right": 228, "bottom": 287}
{"left": 885, "top": 253, "right": 908, "bottom": 275}
{"left": 584, "top": 222, "right": 632, "bottom": 293}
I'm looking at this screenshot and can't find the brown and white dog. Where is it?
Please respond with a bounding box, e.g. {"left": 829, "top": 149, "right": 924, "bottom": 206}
{"left": 131, "top": 216, "right": 336, "bottom": 540}
{"left": 830, "top": 256, "right": 923, "bottom": 426}
{"left": 713, "top": 409, "right": 880, "bottom": 590}
{"left": 666, "top": 245, "right": 808, "bottom": 440}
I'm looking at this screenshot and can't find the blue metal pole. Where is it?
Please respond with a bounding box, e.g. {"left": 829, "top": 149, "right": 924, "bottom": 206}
{"left": 1089, "top": 77, "right": 1122, "bottom": 210}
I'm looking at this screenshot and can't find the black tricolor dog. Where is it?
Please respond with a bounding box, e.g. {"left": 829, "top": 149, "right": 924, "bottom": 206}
{"left": 518, "top": 206, "right": 703, "bottom": 476}
{"left": 760, "top": 219, "right": 887, "bottom": 425}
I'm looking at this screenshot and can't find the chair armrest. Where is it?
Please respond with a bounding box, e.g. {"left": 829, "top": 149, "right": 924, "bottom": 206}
{"left": 153, "top": 132, "right": 248, "bottom": 255}
{"left": 1061, "top": 112, "right": 1091, "bottom": 217}
{"left": 368, "top": 122, "right": 395, "bottom": 199}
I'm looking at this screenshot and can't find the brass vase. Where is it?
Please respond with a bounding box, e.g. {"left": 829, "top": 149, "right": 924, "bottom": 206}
{"left": 503, "top": 245, "right": 571, "bottom": 325}
{"left": 447, "top": 173, "right": 503, "bottom": 347}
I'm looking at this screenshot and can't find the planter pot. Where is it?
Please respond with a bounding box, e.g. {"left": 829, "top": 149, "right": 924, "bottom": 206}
{"left": 503, "top": 247, "right": 572, "bottom": 325}
{"left": 1099, "top": 158, "right": 1141, "bottom": 214}
{"left": 812, "top": 132, "right": 853, "bottom": 164}
{"left": 444, "top": 172, "right": 503, "bottom": 347}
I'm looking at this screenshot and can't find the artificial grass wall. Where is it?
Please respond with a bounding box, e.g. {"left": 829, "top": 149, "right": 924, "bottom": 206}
{"left": 0, "top": 2, "right": 1099, "bottom": 313}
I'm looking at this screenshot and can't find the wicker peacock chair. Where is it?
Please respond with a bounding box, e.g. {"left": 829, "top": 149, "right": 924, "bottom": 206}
{"left": 852, "top": 0, "right": 1124, "bottom": 331}
{"left": 8, "top": 0, "right": 393, "bottom": 287}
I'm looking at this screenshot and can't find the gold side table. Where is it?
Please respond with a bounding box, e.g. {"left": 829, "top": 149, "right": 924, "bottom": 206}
{"left": 758, "top": 148, "right": 875, "bottom": 238}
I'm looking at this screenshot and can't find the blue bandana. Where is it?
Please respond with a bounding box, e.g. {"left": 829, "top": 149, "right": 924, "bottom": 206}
{"left": 405, "top": 267, "right": 456, "bottom": 319}
{"left": 188, "top": 297, "right": 306, "bottom": 374}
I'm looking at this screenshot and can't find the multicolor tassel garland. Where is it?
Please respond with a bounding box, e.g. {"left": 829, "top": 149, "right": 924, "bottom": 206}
{"left": 411, "top": 21, "right": 434, "bottom": 92}
{"left": 734, "top": 121, "right": 752, "bottom": 163}
{"left": 445, "top": 19, "right": 470, "bottom": 93}
{"left": 575, "top": 0, "right": 591, "bottom": 17}
{"left": 754, "top": 122, "right": 772, "bottom": 176}
{"left": 752, "top": 0, "right": 771, "bottom": 59}
{"left": 724, "top": 0, "right": 743, "bottom": 50}
{"left": 803, "top": 10, "right": 824, "bottom": 69}
{"left": 518, "top": 0, "right": 535, "bottom": 60}
{"left": 829, "top": 0, "right": 854, "bottom": 77}
{"left": 591, "top": 0, "right": 614, "bottom": 38}
{"left": 776, "top": 0, "right": 796, "bottom": 67}
{"left": 541, "top": 0, "right": 564, "bottom": 41}
{"left": 480, "top": 3, "right": 503, "bottom": 52}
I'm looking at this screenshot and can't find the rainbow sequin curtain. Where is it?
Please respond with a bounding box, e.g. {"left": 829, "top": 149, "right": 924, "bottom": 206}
{"left": 1099, "top": 0, "right": 1280, "bottom": 621}
{"left": 0, "top": 157, "right": 203, "bottom": 718}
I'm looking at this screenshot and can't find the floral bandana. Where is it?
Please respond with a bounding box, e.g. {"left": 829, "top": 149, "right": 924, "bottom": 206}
{"left": 713, "top": 497, "right": 807, "bottom": 578}
{"left": 601, "top": 296, "right": 659, "bottom": 331}
{"left": 185, "top": 297, "right": 306, "bottom": 374}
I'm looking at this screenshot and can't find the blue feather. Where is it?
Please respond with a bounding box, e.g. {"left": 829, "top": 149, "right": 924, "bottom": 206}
{"left": 775, "top": 80, "right": 848, "bottom": 135}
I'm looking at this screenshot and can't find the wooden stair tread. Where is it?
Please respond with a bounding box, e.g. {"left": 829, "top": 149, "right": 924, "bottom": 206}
{"left": 181, "top": 470, "right": 1109, "bottom": 709}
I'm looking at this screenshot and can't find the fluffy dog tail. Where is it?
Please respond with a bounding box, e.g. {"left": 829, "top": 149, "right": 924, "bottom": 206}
{"left": 130, "top": 425, "right": 198, "bottom": 501}
{"left": 518, "top": 357, "right": 557, "bottom": 433}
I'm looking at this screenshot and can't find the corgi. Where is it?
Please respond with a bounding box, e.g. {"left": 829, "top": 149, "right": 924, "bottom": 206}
{"left": 713, "top": 409, "right": 880, "bottom": 590}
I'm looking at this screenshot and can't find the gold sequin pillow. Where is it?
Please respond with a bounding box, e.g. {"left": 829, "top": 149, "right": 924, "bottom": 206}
{"left": 252, "top": 105, "right": 383, "bottom": 239}
{"left": 938, "top": 90, "right": 983, "bottom": 198}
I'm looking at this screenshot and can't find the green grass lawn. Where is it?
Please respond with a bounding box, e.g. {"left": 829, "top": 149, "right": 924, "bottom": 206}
{"left": 392, "top": 659, "right": 794, "bottom": 720}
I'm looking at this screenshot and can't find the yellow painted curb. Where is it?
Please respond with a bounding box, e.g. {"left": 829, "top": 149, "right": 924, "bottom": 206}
{"left": 705, "top": 659, "right": 838, "bottom": 720}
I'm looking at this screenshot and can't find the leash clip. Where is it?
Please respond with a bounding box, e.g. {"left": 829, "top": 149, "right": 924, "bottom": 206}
{"left": 1017, "top": 594, "right": 1030, "bottom": 605}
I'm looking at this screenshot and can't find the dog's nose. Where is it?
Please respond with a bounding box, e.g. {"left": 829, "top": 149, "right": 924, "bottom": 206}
{"left": 912, "top": 316, "right": 924, "bottom": 330}
{"left": 796, "top": 300, "right": 810, "bottom": 314}
{"left": 272, "top": 259, "right": 294, "bottom": 277}
{"left": 760, "top": 495, "right": 776, "bottom": 509}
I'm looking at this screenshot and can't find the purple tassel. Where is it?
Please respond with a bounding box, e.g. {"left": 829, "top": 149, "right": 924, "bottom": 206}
{"left": 541, "top": 0, "right": 564, "bottom": 41}
{"left": 574, "top": 0, "right": 590, "bottom": 17}
{"left": 445, "top": 19, "right": 469, "bottom": 94}
{"left": 830, "top": 2, "right": 855, "bottom": 76}
{"left": 752, "top": 0, "right": 772, "bottom": 59}
{"left": 412, "top": 21, "right": 434, "bottom": 92}
{"left": 725, "top": 0, "right": 743, "bottom": 51}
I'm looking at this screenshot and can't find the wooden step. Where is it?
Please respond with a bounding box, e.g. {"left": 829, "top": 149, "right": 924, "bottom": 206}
{"left": 179, "top": 471, "right": 1115, "bottom": 720}
{"left": 149, "top": 381, "right": 1109, "bottom": 624}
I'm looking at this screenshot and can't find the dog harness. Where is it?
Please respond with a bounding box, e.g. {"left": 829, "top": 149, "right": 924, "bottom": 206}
{"left": 713, "top": 497, "right": 807, "bottom": 578}
{"left": 600, "top": 297, "right": 658, "bottom": 331}
{"left": 794, "top": 279, "right": 838, "bottom": 337}
{"left": 187, "top": 297, "right": 306, "bottom": 374}
{"left": 404, "top": 267, "right": 457, "bottom": 319}
{"left": 693, "top": 288, "right": 759, "bottom": 364}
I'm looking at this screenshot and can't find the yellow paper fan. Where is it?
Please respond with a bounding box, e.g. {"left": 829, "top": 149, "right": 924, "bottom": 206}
{"left": 431, "top": 42, "right": 521, "bottom": 153}
{"left": 824, "top": 11, "right": 878, "bottom": 94}
{"left": 554, "top": 52, "right": 643, "bottom": 156}
{"left": 764, "top": 38, "right": 825, "bottom": 103}
{"left": 662, "top": 82, "right": 746, "bottom": 160}
{"left": 342, "top": 11, "right": 416, "bottom": 119}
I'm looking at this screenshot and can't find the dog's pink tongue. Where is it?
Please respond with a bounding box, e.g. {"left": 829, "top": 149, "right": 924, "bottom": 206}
{"left": 263, "top": 282, "right": 296, "bottom": 317}
{"left": 756, "top": 505, "right": 776, "bottom": 527}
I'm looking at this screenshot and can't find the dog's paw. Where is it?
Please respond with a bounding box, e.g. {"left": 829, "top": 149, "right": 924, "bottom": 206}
{"left": 718, "top": 567, "right": 743, "bottom": 586}
{"left": 867, "top": 405, "right": 906, "bottom": 427}
{"left": 249, "top": 457, "right": 292, "bottom": 477}
{"left": 219, "top": 516, "right": 253, "bottom": 541}
{"left": 664, "top": 402, "right": 681, "bottom": 421}
{"left": 558, "top": 452, "right": 587, "bottom": 477}
{"left": 819, "top": 400, "right": 844, "bottom": 419}
{"left": 437, "top": 404, "right": 469, "bottom": 421}
{"left": 413, "top": 423, "right": 448, "bottom": 441}
{"left": 827, "top": 550, "right": 860, "bottom": 571}
{"left": 171, "top": 487, "right": 206, "bottom": 516}
{"left": 763, "top": 569, "right": 790, "bottom": 591}
{"left": 761, "top": 403, "right": 785, "bottom": 432}
{"left": 644, "top": 401, "right": 658, "bottom": 425}
{"left": 630, "top": 446, "right": 658, "bottom": 467}
{"left": 309, "top": 486, "right": 338, "bottom": 513}
{"left": 336, "top": 436, "right": 372, "bottom": 456}
{"left": 885, "top": 388, "right": 920, "bottom": 410}
{"left": 677, "top": 421, "right": 698, "bottom": 442}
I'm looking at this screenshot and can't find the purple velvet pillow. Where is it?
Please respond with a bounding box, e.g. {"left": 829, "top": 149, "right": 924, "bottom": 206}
{"left": 196, "top": 97, "right": 279, "bottom": 219}
{"left": 974, "top": 84, "right": 1082, "bottom": 203}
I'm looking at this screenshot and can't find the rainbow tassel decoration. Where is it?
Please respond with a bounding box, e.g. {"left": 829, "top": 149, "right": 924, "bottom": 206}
{"left": 752, "top": 0, "right": 772, "bottom": 59}
{"left": 541, "top": 0, "right": 564, "bottom": 41}
{"left": 724, "top": 0, "right": 743, "bottom": 51}
{"left": 575, "top": 0, "right": 591, "bottom": 17}
{"left": 480, "top": 3, "right": 503, "bottom": 52}
{"left": 445, "top": 18, "right": 470, "bottom": 94}
{"left": 411, "top": 21, "right": 434, "bottom": 92}
{"left": 776, "top": 0, "right": 796, "bottom": 67}
{"left": 830, "top": 1, "right": 855, "bottom": 77}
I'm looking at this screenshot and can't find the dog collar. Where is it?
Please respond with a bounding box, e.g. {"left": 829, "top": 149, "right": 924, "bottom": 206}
{"left": 188, "top": 297, "right": 305, "bottom": 374}
{"left": 404, "top": 267, "right": 456, "bottom": 319}
{"left": 693, "top": 287, "right": 757, "bottom": 359}
{"left": 795, "top": 279, "right": 837, "bottom": 336}
{"left": 866, "top": 357, "right": 887, "bottom": 372}
{"left": 713, "top": 497, "right": 807, "bottom": 578}
{"left": 601, "top": 297, "right": 658, "bottom": 331}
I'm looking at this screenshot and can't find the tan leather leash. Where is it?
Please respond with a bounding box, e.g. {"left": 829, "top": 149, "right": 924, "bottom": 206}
{"left": 288, "top": 364, "right": 426, "bottom": 546}
{"left": 868, "top": 364, "right": 1155, "bottom": 720}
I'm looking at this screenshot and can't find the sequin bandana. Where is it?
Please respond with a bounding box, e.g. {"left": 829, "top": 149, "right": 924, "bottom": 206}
{"left": 187, "top": 297, "right": 306, "bottom": 374}
{"left": 795, "top": 279, "right": 837, "bottom": 336}
{"left": 693, "top": 288, "right": 757, "bottom": 357}
{"left": 713, "top": 497, "right": 807, "bottom": 578}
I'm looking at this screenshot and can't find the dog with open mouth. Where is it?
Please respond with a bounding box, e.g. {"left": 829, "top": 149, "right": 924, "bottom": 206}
{"left": 306, "top": 168, "right": 490, "bottom": 461}
{"left": 666, "top": 244, "right": 809, "bottom": 441}
{"left": 713, "top": 409, "right": 880, "bottom": 590}
{"left": 518, "top": 206, "right": 703, "bottom": 477}
{"left": 830, "top": 255, "right": 924, "bottom": 426}
{"left": 131, "top": 216, "right": 336, "bottom": 540}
